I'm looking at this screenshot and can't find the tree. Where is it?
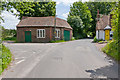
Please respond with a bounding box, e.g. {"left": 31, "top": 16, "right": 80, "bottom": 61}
{"left": 111, "top": 2, "right": 119, "bottom": 58}
{"left": 111, "top": 7, "right": 118, "bottom": 41}
{"left": 67, "top": 16, "right": 85, "bottom": 39}
{"left": 3, "top": 1, "right": 56, "bottom": 20}
{"left": 102, "top": 2, "right": 120, "bottom": 60}
{"left": 85, "top": 1, "right": 117, "bottom": 37}
{"left": 68, "top": 1, "right": 93, "bottom": 38}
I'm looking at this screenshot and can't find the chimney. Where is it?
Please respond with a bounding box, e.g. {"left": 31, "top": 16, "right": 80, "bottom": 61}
{"left": 97, "top": 9, "right": 99, "bottom": 14}
{"left": 22, "top": 16, "right": 28, "bottom": 20}
{"left": 97, "top": 9, "right": 100, "bottom": 21}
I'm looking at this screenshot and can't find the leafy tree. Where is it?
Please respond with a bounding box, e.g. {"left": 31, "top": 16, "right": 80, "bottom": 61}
{"left": 85, "top": 1, "right": 117, "bottom": 37}
{"left": 68, "top": 1, "right": 93, "bottom": 38}
{"left": 111, "top": 2, "right": 119, "bottom": 59}
{"left": 67, "top": 16, "right": 85, "bottom": 39}
{"left": 2, "top": 1, "right": 56, "bottom": 20}
{"left": 118, "top": 1, "right": 120, "bottom": 60}
{"left": 111, "top": 7, "right": 118, "bottom": 41}
{"left": 102, "top": 2, "right": 120, "bottom": 60}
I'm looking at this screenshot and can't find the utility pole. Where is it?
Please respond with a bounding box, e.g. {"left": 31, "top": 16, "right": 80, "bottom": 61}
{"left": 54, "top": 3, "right": 56, "bottom": 41}
{"left": 54, "top": 15, "right": 56, "bottom": 41}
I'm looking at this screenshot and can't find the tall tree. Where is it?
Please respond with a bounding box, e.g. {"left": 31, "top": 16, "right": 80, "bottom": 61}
{"left": 67, "top": 16, "right": 85, "bottom": 39}
{"left": 3, "top": 1, "right": 56, "bottom": 20}
{"left": 67, "top": 1, "right": 93, "bottom": 38}
{"left": 85, "top": 1, "right": 117, "bottom": 37}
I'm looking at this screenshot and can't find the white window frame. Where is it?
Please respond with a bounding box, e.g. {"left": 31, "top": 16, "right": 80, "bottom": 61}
{"left": 55, "top": 29, "right": 60, "bottom": 38}
{"left": 37, "top": 29, "right": 45, "bottom": 38}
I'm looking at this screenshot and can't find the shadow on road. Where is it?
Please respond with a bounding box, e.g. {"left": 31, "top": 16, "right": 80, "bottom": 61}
{"left": 85, "top": 61, "right": 118, "bottom": 78}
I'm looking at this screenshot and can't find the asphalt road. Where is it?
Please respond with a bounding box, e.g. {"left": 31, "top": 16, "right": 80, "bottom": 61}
{"left": 2, "top": 39, "right": 118, "bottom": 78}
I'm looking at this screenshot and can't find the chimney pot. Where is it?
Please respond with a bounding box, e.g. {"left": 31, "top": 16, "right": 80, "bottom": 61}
{"left": 22, "top": 16, "right": 28, "bottom": 20}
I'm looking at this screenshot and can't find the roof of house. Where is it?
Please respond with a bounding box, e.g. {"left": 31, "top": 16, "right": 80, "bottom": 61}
{"left": 17, "top": 16, "right": 72, "bottom": 29}
{"left": 96, "top": 15, "right": 111, "bottom": 30}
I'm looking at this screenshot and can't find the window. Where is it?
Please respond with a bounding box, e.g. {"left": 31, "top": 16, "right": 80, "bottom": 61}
{"left": 55, "top": 29, "right": 60, "bottom": 38}
{"left": 37, "top": 29, "right": 45, "bottom": 38}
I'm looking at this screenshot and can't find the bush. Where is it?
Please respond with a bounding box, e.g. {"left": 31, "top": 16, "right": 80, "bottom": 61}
{"left": 102, "top": 40, "right": 119, "bottom": 61}
{"left": 3, "top": 37, "right": 16, "bottom": 41}
{"left": 93, "top": 36, "right": 103, "bottom": 43}
{"left": 0, "top": 45, "right": 12, "bottom": 75}
{"left": 71, "top": 37, "right": 76, "bottom": 41}
{"left": 93, "top": 36, "right": 97, "bottom": 42}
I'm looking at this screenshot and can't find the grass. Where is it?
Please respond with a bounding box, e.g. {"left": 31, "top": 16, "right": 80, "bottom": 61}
{"left": 102, "top": 40, "right": 119, "bottom": 61}
{"left": 49, "top": 40, "right": 66, "bottom": 43}
{"left": 0, "top": 44, "right": 12, "bottom": 75}
{"left": 98, "top": 41, "right": 108, "bottom": 44}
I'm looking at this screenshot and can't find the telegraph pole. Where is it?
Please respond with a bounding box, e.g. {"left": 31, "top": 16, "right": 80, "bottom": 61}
{"left": 54, "top": 2, "right": 56, "bottom": 41}
{"left": 54, "top": 15, "right": 56, "bottom": 41}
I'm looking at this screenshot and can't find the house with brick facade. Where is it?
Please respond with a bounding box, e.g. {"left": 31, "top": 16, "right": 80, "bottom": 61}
{"left": 16, "top": 16, "right": 72, "bottom": 43}
{"left": 96, "top": 9, "right": 113, "bottom": 40}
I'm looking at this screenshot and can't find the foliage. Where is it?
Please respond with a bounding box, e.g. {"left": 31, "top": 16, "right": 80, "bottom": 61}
{"left": 102, "top": 40, "right": 119, "bottom": 60}
{"left": 85, "top": 1, "right": 117, "bottom": 37}
{"left": 2, "top": 27, "right": 16, "bottom": 40}
{"left": 0, "top": 45, "right": 12, "bottom": 75}
{"left": 3, "top": 1, "right": 56, "bottom": 20}
{"left": 102, "top": 2, "right": 119, "bottom": 61}
{"left": 67, "top": 2, "right": 93, "bottom": 38}
{"left": 4, "top": 37, "right": 17, "bottom": 41}
{"left": 119, "top": 1, "right": 120, "bottom": 60}
{"left": 93, "top": 36, "right": 97, "bottom": 42}
{"left": 93, "top": 36, "right": 103, "bottom": 42}
{"left": 67, "top": 16, "right": 85, "bottom": 39}
{"left": 111, "top": 6, "right": 118, "bottom": 41}
{"left": 71, "top": 37, "right": 76, "bottom": 41}
{"left": 49, "top": 40, "right": 65, "bottom": 43}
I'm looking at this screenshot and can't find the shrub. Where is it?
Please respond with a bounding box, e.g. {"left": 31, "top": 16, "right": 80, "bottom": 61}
{"left": 102, "top": 40, "right": 119, "bottom": 61}
{"left": 0, "top": 45, "right": 12, "bottom": 75}
{"left": 93, "top": 36, "right": 103, "bottom": 43}
{"left": 71, "top": 37, "right": 76, "bottom": 41}
{"left": 3, "top": 37, "right": 16, "bottom": 41}
{"left": 93, "top": 36, "right": 97, "bottom": 42}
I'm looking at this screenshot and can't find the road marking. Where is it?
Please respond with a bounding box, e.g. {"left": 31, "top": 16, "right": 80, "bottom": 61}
{"left": 15, "top": 59, "right": 25, "bottom": 65}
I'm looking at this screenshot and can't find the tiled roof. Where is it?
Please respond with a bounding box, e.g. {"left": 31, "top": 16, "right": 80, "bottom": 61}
{"left": 96, "top": 15, "right": 111, "bottom": 30}
{"left": 17, "top": 16, "right": 72, "bottom": 29}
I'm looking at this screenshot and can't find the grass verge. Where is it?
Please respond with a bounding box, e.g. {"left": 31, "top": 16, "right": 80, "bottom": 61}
{"left": 102, "top": 40, "right": 119, "bottom": 61}
{"left": 49, "top": 40, "right": 66, "bottom": 43}
{"left": 0, "top": 44, "right": 12, "bottom": 75}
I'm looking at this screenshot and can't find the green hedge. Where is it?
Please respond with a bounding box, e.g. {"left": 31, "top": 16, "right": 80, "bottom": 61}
{"left": 102, "top": 40, "right": 119, "bottom": 61}
{"left": 0, "top": 45, "right": 12, "bottom": 75}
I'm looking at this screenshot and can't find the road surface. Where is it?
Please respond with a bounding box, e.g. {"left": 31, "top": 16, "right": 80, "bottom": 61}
{"left": 2, "top": 39, "right": 118, "bottom": 78}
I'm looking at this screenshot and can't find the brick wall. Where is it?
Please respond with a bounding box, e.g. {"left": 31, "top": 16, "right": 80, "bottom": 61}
{"left": 17, "top": 27, "right": 72, "bottom": 43}
{"left": 17, "top": 27, "right": 51, "bottom": 43}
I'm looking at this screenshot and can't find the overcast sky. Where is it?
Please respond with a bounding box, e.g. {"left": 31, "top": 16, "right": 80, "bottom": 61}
{"left": 1, "top": 0, "right": 89, "bottom": 29}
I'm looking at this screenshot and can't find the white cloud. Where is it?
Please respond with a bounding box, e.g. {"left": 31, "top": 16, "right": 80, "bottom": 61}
{"left": 54, "top": 0, "right": 89, "bottom": 6}
{"left": 62, "top": 12, "right": 69, "bottom": 20}
{"left": 1, "top": 11, "right": 20, "bottom": 29}
{"left": 53, "top": 0, "right": 80, "bottom": 6}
